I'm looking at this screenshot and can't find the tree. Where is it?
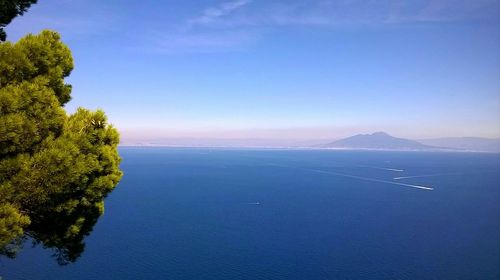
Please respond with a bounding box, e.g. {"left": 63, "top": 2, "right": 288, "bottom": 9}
{"left": 0, "top": 30, "right": 122, "bottom": 259}
{"left": 0, "top": 0, "right": 38, "bottom": 41}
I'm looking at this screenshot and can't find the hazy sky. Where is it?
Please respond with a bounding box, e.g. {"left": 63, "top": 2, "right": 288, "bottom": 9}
{"left": 6, "top": 0, "right": 500, "bottom": 140}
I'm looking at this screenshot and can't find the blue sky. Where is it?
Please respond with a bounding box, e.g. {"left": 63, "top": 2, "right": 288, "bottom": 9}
{"left": 6, "top": 0, "right": 500, "bottom": 141}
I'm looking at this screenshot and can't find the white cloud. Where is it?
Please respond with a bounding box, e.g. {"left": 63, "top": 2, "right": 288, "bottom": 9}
{"left": 188, "top": 0, "right": 252, "bottom": 25}
{"left": 187, "top": 0, "right": 500, "bottom": 28}
{"left": 136, "top": 0, "right": 500, "bottom": 54}
{"left": 146, "top": 30, "right": 258, "bottom": 54}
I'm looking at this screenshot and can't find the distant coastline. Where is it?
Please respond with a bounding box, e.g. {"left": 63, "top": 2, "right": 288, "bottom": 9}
{"left": 119, "top": 132, "right": 500, "bottom": 153}
{"left": 118, "top": 144, "right": 499, "bottom": 153}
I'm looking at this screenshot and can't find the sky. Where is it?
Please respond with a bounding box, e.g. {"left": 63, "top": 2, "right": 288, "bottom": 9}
{"left": 5, "top": 0, "right": 500, "bottom": 143}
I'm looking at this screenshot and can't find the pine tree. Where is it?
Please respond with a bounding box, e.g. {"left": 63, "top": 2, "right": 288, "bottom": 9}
{"left": 0, "top": 30, "right": 123, "bottom": 260}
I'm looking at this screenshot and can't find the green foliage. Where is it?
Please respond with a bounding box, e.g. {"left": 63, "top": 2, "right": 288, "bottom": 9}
{"left": 0, "top": 0, "right": 37, "bottom": 41}
{"left": 0, "top": 30, "right": 74, "bottom": 104}
{"left": 0, "top": 30, "right": 122, "bottom": 260}
{"left": 0, "top": 80, "right": 66, "bottom": 155}
{"left": 0, "top": 202, "right": 29, "bottom": 256}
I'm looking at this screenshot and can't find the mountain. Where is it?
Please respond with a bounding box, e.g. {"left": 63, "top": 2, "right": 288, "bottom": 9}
{"left": 322, "top": 132, "right": 438, "bottom": 150}
{"left": 418, "top": 137, "right": 500, "bottom": 153}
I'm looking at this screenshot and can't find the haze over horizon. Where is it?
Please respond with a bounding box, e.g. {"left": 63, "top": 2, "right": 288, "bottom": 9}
{"left": 116, "top": 129, "right": 500, "bottom": 149}
{"left": 6, "top": 0, "right": 500, "bottom": 142}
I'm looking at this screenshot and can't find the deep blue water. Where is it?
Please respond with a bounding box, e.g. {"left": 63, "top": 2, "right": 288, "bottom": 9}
{"left": 1, "top": 148, "right": 500, "bottom": 279}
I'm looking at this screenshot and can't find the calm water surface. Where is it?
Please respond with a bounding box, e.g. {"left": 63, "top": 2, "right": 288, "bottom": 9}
{"left": 1, "top": 148, "right": 500, "bottom": 279}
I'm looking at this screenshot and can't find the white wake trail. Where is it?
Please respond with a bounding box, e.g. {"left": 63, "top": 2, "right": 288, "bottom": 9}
{"left": 307, "top": 169, "right": 433, "bottom": 191}
{"left": 268, "top": 163, "right": 433, "bottom": 191}
{"left": 357, "top": 165, "right": 404, "bottom": 172}
{"left": 394, "top": 172, "right": 465, "bottom": 180}
{"left": 394, "top": 170, "right": 497, "bottom": 180}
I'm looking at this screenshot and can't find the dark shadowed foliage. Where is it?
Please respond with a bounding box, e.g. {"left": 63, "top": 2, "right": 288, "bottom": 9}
{"left": 0, "top": 0, "right": 37, "bottom": 41}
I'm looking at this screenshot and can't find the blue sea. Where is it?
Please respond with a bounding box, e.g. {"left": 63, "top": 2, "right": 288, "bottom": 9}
{"left": 1, "top": 148, "right": 500, "bottom": 279}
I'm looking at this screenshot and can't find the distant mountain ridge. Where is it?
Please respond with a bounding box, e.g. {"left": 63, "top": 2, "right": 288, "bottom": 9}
{"left": 418, "top": 137, "right": 500, "bottom": 153}
{"left": 120, "top": 132, "right": 500, "bottom": 153}
{"left": 322, "top": 132, "right": 440, "bottom": 150}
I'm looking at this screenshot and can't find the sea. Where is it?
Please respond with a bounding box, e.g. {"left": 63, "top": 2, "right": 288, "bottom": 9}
{"left": 1, "top": 148, "right": 499, "bottom": 279}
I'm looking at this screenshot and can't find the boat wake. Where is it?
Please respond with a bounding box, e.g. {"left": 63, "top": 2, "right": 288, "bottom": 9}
{"left": 357, "top": 165, "right": 404, "bottom": 172}
{"left": 268, "top": 163, "right": 433, "bottom": 191}
{"left": 308, "top": 168, "right": 433, "bottom": 191}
